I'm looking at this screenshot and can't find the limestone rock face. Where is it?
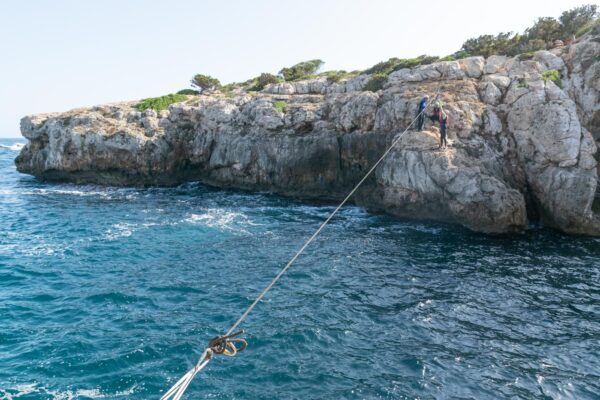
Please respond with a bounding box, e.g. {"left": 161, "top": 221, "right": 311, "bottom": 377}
{"left": 16, "top": 36, "right": 600, "bottom": 235}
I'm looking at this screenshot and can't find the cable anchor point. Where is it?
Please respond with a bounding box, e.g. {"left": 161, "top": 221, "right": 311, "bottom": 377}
{"left": 208, "top": 330, "right": 247, "bottom": 357}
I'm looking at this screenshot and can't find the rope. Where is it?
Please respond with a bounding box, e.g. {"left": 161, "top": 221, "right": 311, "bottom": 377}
{"left": 161, "top": 71, "right": 447, "bottom": 400}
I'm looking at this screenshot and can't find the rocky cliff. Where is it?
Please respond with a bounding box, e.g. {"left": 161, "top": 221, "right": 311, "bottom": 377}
{"left": 16, "top": 36, "right": 600, "bottom": 235}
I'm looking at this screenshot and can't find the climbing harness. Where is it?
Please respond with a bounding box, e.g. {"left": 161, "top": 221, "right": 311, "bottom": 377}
{"left": 161, "top": 70, "right": 447, "bottom": 400}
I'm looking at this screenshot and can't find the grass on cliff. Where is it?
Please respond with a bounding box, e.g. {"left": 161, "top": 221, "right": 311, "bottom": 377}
{"left": 314, "top": 70, "right": 361, "bottom": 83}
{"left": 273, "top": 101, "right": 287, "bottom": 113}
{"left": 363, "top": 73, "right": 388, "bottom": 92}
{"left": 135, "top": 94, "right": 188, "bottom": 112}
{"left": 363, "top": 55, "right": 442, "bottom": 76}
{"left": 541, "top": 69, "right": 563, "bottom": 88}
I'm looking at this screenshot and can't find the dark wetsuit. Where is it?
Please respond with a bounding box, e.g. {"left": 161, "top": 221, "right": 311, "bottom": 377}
{"left": 439, "top": 114, "right": 448, "bottom": 147}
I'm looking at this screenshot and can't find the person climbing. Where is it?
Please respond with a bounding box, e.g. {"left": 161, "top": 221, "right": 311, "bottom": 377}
{"left": 430, "top": 101, "right": 442, "bottom": 124}
{"left": 439, "top": 110, "right": 448, "bottom": 149}
{"left": 416, "top": 95, "right": 429, "bottom": 131}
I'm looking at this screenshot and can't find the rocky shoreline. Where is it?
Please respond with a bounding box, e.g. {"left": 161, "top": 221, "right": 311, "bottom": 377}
{"left": 15, "top": 36, "right": 600, "bottom": 235}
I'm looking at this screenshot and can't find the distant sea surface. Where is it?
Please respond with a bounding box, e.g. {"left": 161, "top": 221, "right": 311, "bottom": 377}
{"left": 1, "top": 137, "right": 599, "bottom": 399}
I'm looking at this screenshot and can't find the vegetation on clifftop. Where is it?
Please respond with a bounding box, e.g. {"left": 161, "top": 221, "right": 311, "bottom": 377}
{"left": 135, "top": 94, "right": 188, "bottom": 112}
{"left": 172, "top": 4, "right": 597, "bottom": 97}
{"left": 191, "top": 74, "right": 221, "bottom": 92}
{"left": 176, "top": 89, "right": 199, "bottom": 95}
{"left": 458, "top": 4, "right": 598, "bottom": 58}
{"left": 248, "top": 73, "right": 282, "bottom": 91}
{"left": 279, "top": 59, "right": 324, "bottom": 81}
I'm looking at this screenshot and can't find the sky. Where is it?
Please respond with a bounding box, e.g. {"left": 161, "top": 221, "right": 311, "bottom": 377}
{"left": 0, "top": 0, "right": 596, "bottom": 137}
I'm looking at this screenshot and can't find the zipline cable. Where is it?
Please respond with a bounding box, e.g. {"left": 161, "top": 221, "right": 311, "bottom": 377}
{"left": 162, "top": 71, "right": 447, "bottom": 400}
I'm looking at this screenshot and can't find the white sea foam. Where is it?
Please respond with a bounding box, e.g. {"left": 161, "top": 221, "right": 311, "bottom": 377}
{"left": 0, "top": 143, "right": 25, "bottom": 151}
{"left": 0, "top": 182, "right": 140, "bottom": 201}
{"left": 30, "top": 186, "right": 138, "bottom": 200}
{"left": 102, "top": 208, "right": 257, "bottom": 241}
{"left": 0, "top": 383, "right": 137, "bottom": 400}
{"left": 185, "top": 208, "right": 257, "bottom": 233}
{"left": 104, "top": 222, "right": 135, "bottom": 240}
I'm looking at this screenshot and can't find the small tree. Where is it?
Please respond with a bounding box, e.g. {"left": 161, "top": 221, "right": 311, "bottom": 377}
{"left": 364, "top": 57, "right": 401, "bottom": 75}
{"left": 177, "top": 88, "right": 200, "bottom": 95}
{"left": 363, "top": 73, "right": 388, "bottom": 92}
{"left": 250, "top": 73, "right": 281, "bottom": 91}
{"left": 526, "top": 17, "right": 562, "bottom": 43}
{"left": 462, "top": 34, "right": 502, "bottom": 57}
{"left": 279, "top": 59, "right": 324, "bottom": 81}
{"left": 559, "top": 4, "right": 599, "bottom": 39}
{"left": 191, "top": 74, "right": 221, "bottom": 92}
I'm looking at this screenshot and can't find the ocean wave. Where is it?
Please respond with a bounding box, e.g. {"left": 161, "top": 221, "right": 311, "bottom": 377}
{"left": 104, "top": 222, "right": 135, "bottom": 240}
{"left": 185, "top": 208, "right": 258, "bottom": 233}
{"left": 22, "top": 185, "right": 140, "bottom": 201}
{"left": 0, "top": 186, "right": 138, "bottom": 200}
{"left": 0, "top": 143, "right": 24, "bottom": 151}
{"left": 0, "top": 383, "right": 137, "bottom": 400}
{"left": 101, "top": 208, "right": 257, "bottom": 241}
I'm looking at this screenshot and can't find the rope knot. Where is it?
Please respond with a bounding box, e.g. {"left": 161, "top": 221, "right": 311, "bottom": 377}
{"left": 207, "top": 330, "right": 247, "bottom": 357}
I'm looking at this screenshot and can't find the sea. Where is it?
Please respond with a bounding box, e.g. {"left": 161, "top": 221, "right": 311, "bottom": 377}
{"left": 0, "top": 137, "right": 599, "bottom": 399}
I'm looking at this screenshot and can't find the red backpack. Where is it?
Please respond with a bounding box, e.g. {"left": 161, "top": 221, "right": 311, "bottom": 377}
{"left": 440, "top": 113, "right": 448, "bottom": 125}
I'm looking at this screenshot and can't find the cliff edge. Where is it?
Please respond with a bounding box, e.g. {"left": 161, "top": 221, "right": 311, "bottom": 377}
{"left": 15, "top": 37, "right": 600, "bottom": 235}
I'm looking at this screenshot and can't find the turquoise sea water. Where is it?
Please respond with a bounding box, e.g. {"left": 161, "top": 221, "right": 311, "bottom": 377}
{"left": 1, "top": 138, "right": 599, "bottom": 399}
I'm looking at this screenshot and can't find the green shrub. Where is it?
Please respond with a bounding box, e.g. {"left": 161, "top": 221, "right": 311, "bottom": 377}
{"left": 542, "top": 69, "right": 562, "bottom": 88}
{"left": 575, "top": 16, "right": 600, "bottom": 37}
{"left": 461, "top": 32, "right": 517, "bottom": 57}
{"left": 176, "top": 89, "right": 199, "bottom": 95}
{"left": 452, "top": 50, "right": 471, "bottom": 60}
{"left": 363, "top": 73, "right": 388, "bottom": 92}
{"left": 561, "top": 5, "right": 599, "bottom": 38}
{"left": 363, "top": 55, "right": 439, "bottom": 76}
{"left": 518, "top": 52, "right": 536, "bottom": 61}
{"left": 249, "top": 73, "right": 281, "bottom": 91}
{"left": 220, "top": 83, "right": 239, "bottom": 95}
{"left": 517, "top": 78, "right": 529, "bottom": 89}
{"left": 439, "top": 50, "right": 471, "bottom": 62}
{"left": 135, "top": 94, "right": 187, "bottom": 112}
{"left": 279, "top": 59, "right": 324, "bottom": 81}
{"left": 515, "top": 39, "right": 547, "bottom": 55}
{"left": 191, "top": 74, "right": 221, "bottom": 92}
{"left": 318, "top": 70, "right": 360, "bottom": 83}
{"left": 393, "top": 56, "right": 440, "bottom": 72}
{"left": 363, "top": 58, "right": 400, "bottom": 75}
{"left": 457, "top": 5, "right": 599, "bottom": 57}
{"left": 273, "top": 101, "right": 287, "bottom": 113}
{"left": 439, "top": 55, "right": 456, "bottom": 62}
{"left": 321, "top": 70, "right": 344, "bottom": 83}
{"left": 526, "top": 17, "right": 562, "bottom": 42}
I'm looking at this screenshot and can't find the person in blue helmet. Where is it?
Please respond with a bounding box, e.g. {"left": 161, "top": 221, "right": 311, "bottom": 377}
{"left": 416, "top": 95, "right": 429, "bottom": 131}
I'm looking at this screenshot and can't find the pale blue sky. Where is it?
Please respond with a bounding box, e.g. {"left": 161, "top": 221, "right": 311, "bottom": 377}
{"left": 0, "top": 0, "right": 595, "bottom": 137}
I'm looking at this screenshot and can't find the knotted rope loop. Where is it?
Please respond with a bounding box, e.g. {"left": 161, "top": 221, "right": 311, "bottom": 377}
{"left": 207, "top": 330, "right": 247, "bottom": 357}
